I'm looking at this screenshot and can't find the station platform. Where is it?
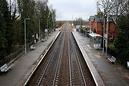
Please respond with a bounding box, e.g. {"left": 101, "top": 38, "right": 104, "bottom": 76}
{"left": 72, "top": 31, "right": 129, "bottom": 86}
{"left": 0, "top": 30, "right": 60, "bottom": 86}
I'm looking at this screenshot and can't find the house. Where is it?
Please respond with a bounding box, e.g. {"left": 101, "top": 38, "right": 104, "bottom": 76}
{"left": 89, "top": 15, "right": 117, "bottom": 40}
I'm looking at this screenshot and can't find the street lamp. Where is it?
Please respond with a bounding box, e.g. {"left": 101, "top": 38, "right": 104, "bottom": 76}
{"left": 46, "top": 12, "right": 50, "bottom": 38}
{"left": 24, "top": 18, "right": 30, "bottom": 54}
{"left": 99, "top": 15, "right": 104, "bottom": 51}
{"left": 47, "top": 11, "right": 51, "bottom": 30}
{"left": 39, "top": 19, "right": 41, "bottom": 42}
{"left": 51, "top": 11, "right": 53, "bottom": 30}
{"left": 90, "top": 18, "right": 92, "bottom": 33}
{"left": 106, "top": 15, "right": 109, "bottom": 55}
{"left": 102, "top": 14, "right": 107, "bottom": 54}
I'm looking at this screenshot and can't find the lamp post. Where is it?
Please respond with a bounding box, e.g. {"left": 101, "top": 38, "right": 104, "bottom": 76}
{"left": 39, "top": 19, "right": 41, "bottom": 42}
{"left": 106, "top": 15, "right": 109, "bottom": 55}
{"left": 102, "top": 14, "right": 107, "bottom": 54}
{"left": 24, "top": 18, "right": 30, "bottom": 54}
{"left": 90, "top": 19, "right": 92, "bottom": 33}
{"left": 46, "top": 12, "right": 50, "bottom": 38}
{"left": 51, "top": 11, "right": 54, "bottom": 31}
{"left": 99, "top": 15, "right": 104, "bottom": 51}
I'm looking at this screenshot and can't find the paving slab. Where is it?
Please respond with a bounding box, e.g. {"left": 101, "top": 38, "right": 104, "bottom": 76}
{"left": 72, "top": 31, "right": 129, "bottom": 86}
{"left": 0, "top": 30, "right": 60, "bottom": 86}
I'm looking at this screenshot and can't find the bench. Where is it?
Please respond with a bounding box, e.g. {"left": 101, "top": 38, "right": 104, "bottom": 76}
{"left": 30, "top": 45, "right": 35, "bottom": 50}
{"left": 127, "top": 61, "right": 129, "bottom": 68}
{"left": 0, "top": 64, "right": 11, "bottom": 73}
{"left": 108, "top": 56, "right": 116, "bottom": 63}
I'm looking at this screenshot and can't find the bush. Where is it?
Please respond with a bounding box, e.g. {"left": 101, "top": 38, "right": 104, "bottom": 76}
{"left": 80, "top": 28, "right": 84, "bottom": 33}
{"left": 108, "top": 43, "right": 117, "bottom": 57}
{"left": 114, "top": 15, "right": 129, "bottom": 66}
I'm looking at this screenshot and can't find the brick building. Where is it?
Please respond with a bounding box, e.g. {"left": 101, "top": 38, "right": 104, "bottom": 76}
{"left": 89, "top": 16, "right": 117, "bottom": 40}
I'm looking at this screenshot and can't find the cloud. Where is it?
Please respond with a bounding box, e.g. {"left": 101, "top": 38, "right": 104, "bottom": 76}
{"left": 48, "top": 0, "right": 97, "bottom": 20}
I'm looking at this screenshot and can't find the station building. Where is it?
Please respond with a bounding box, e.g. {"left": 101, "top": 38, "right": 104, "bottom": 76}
{"left": 89, "top": 15, "right": 117, "bottom": 40}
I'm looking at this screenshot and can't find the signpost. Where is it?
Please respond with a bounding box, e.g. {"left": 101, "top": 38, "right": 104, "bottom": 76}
{"left": 45, "top": 29, "right": 48, "bottom": 39}
{"left": 45, "top": 29, "right": 48, "bottom": 33}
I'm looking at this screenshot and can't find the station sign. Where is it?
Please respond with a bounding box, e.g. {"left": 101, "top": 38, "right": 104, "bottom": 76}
{"left": 45, "top": 29, "right": 48, "bottom": 33}
{"left": 104, "top": 34, "right": 108, "bottom": 39}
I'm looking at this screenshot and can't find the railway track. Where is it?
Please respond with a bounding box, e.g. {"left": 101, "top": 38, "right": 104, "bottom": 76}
{"left": 69, "top": 32, "right": 95, "bottom": 86}
{"left": 26, "top": 24, "right": 96, "bottom": 86}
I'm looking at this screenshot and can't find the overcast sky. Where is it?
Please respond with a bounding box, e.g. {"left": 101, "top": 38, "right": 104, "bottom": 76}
{"left": 48, "top": 0, "right": 97, "bottom": 21}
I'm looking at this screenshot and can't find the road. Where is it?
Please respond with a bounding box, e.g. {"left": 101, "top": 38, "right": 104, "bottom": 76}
{"left": 27, "top": 23, "right": 95, "bottom": 86}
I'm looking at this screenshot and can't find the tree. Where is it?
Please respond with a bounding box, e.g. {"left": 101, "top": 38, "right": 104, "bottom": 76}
{"left": 74, "top": 18, "right": 84, "bottom": 27}
{"left": 0, "top": 0, "right": 12, "bottom": 56}
{"left": 97, "top": 0, "right": 129, "bottom": 24}
{"left": 114, "top": 15, "right": 129, "bottom": 65}
{"left": 98, "top": 0, "right": 129, "bottom": 65}
{"left": 17, "top": 0, "right": 38, "bottom": 43}
{"left": 51, "top": 9, "right": 56, "bottom": 29}
{"left": 0, "top": 0, "right": 56, "bottom": 64}
{"left": 47, "top": 9, "right": 56, "bottom": 32}
{"left": 36, "top": 1, "right": 56, "bottom": 37}
{"left": 36, "top": 1, "right": 48, "bottom": 38}
{"left": 113, "top": 0, "right": 129, "bottom": 65}
{"left": 0, "top": 3, "right": 7, "bottom": 58}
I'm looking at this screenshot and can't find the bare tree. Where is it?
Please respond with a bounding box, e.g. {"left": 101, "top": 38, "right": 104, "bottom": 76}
{"left": 97, "top": 0, "right": 129, "bottom": 19}
{"left": 7, "top": 0, "right": 19, "bottom": 20}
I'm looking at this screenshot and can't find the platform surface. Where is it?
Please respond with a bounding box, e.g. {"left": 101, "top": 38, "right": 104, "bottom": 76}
{"left": 0, "top": 30, "right": 59, "bottom": 86}
{"left": 73, "top": 31, "right": 129, "bottom": 86}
